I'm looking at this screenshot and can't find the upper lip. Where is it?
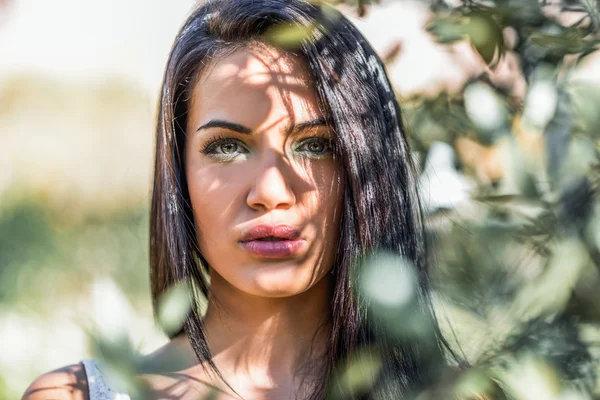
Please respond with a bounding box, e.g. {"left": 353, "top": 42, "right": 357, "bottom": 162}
{"left": 239, "top": 225, "right": 301, "bottom": 242}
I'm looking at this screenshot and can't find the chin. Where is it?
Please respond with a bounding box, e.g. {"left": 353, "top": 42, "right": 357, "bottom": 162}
{"left": 241, "top": 261, "right": 328, "bottom": 298}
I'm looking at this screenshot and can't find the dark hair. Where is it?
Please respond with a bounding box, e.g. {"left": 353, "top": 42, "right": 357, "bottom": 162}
{"left": 150, "top": 0, "right": 450, "bottom": 398}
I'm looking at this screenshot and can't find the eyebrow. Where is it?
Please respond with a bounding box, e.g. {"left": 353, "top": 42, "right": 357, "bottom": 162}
{"left": 291, "top": 118, "right": 328, "bottom": 133}
{"left": 196, "top": 119, "right": 252, "bottom": 134}
{"left": 196, "top": 118, "right": 328, "bottom": 135}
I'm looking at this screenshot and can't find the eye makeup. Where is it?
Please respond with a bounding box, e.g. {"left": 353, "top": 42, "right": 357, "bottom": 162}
{"left": 199, "top": 133, "right": 250, "bottom": 161}
{"left": 198, "top": 130, "right": 333, "bottom": 161}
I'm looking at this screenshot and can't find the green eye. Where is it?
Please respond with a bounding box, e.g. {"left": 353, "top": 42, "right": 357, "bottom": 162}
{"left": 203, "top": 138, "right": 248, "bottom": 158}
{"left": 220, "top": 142, "right": 239, "bottom": 154}
{"left": 295, "top": 137, "right": 332, "bottom": 156}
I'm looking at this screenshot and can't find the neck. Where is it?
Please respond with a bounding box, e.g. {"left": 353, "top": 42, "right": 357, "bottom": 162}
{"left": 202, "top": 272, "right": 333, "bottom": 390}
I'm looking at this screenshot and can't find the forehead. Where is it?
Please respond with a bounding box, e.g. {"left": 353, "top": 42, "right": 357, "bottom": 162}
{"left": 187, "top": 45, "right": 322, "bottom": 130}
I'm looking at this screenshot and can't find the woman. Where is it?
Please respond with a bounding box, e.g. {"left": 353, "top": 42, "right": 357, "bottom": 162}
{"left": 23, "top": 0, "right": 451, "bottom": 398}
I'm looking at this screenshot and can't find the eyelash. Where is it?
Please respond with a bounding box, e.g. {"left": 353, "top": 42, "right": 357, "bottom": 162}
{"left": 294, "top": 136, "right": 332, "bottom": 157}
{"left": 199, "top": 133, "right": 333, "bottom": 159}
{"left": 200, "top": 133, "right": 247, "bottom": 156}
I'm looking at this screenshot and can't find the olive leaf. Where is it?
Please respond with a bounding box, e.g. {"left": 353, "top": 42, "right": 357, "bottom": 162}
{"left": 426, "top": 14, "right": 466, "bottom": 44}
{"left": 462, "top": 11, "right": 505, "bottom": 66}
{"left": 157, "top": 280, "right": 193, "bottom": 337}
{"left": 427, "top": 9, "right": 505, "bottom": 66}
{"left": 263, "top": 22, "right": 318, "bottom": 49}
{"left": 529, "top": 27, "right": 600, "bottom": 57}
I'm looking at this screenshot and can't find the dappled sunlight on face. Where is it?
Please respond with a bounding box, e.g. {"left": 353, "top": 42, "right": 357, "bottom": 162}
{"left": 184, "top": 44, "right": 343, "bottom": 299}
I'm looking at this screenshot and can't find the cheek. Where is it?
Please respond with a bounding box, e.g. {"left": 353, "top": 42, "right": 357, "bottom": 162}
{"left": 186, "top": 164, "right": 246, "bottom": 244}
{"left": 312, "top": 160, "right": 342, "bottom": 218}
{"left": 305, "top": 160, "right": 343, "bottom": 258}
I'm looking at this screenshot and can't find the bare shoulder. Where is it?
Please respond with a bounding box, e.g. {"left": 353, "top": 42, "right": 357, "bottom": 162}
{"left": 21, "top": 364, "right": 88, "bottom": 400}
{"left": 140, "top": 372, "right": 236, "bottom": 400}
{"left": 139, "top": 335, "right": 236, "bottom": 400}
{"left": 138, "top": 334, "right": 197, "bottom": 374}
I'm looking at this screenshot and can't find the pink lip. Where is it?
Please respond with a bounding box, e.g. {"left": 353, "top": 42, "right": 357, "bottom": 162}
{"left": 239, "top": 225, "right": 306, "bottom": 258}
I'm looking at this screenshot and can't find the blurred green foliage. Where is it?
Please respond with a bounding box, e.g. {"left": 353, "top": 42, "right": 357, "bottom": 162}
{"left": 413, "top": 0, "right": 600, "bottom": 398}
{"left": 0, "top": 194, "right": 149, "bottom": 309}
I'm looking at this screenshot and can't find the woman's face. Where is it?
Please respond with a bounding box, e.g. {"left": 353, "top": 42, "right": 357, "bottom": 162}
{"left": 185, "top": 45, "right": 343, "bottom": 298}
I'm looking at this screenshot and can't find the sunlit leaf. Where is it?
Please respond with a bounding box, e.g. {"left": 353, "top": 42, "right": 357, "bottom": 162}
{"left": 529, "top": 27, "right": 599, "bottom": 57}
{"left": 157, "top": 280, "right": 192, "bottom": 337}
{"left": 359, "top": 252, "right": 416, "bottom": 309}
{"left": 568, "top": 81, "right": 600, "bottom": 140}
{"left": 452, "top": 369, "right": 497, "bottom": 399}
{"left": 496, "top": 354, "right": 562, "bottom": 400}
{"left": 332, "top": 347, "right": 382, "bottom": 399}
{"left": 426, "top": 14, "right": 466, "bottom": 44}
{"left": 523, "top": 80, "right": 558, "bottom": 128}
{"left": 463, "top": 12, "right": 505, "bottom": 66}
{"left": 558, "top": 135, "right": 598, "bottom": 185}
{"left": 463, "top": 83, "right": 507, "bottom": 133}
{"left": 357, "top": 252, "right": 435, "bottom": 340}
{"left": 264, "top": 22, "right": 317, "bottom": 49}
{"left": 87, "top": 331, "right": 146, "bottom": 399}
{"left": 90, "top": 278, "right": 135, "bottom": 342}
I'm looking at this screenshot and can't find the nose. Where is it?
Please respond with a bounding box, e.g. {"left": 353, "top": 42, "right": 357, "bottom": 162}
{"left": 247, "top": 156, "right": 296, "bottom": 211}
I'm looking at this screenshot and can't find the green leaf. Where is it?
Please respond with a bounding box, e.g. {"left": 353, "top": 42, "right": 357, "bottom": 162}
{"left": 568, "top": 81, "right": 600, "bottom": 140}
{"left": 529, "top": 27, "right": 599, "bottom": 58}
{"left": 157, "top": 281, "right": 192, "bottom": 336}
{"left": 464, "top": 82, "right": 508, "bottom": 133}
{"left": 426, "top": 14, "right": 466, "bottom": 44}
{"left": 264, "top": 22, "right": 317, "bottom": 49}
{"left": 356, "top": 252, "right": 434, "bottom": 339}
{"left": 359, "top": 252, "right": 416, "bottom": 309}
{"left": 463, "top": 12, "right": 505, "bottom": 66}
{"left": 427, "top": 10, "right": 505, "bottom": 66}
{"left": 331, "top": 347, "right": 382, "bottom": 399}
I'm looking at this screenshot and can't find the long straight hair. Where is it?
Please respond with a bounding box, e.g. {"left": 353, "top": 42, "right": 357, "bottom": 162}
{"left": 150, "top": 0, "right": 448, "bottom": 398}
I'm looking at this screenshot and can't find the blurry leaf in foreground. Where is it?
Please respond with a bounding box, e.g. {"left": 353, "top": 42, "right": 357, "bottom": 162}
{"left": 426, "top": 13, "right": 465, "bottom": 44}
{"left": 529, "top": 28, "right": 598, "bottom": 57}
{"left": 557, "top": 137, "right": 598, "bottom": 194}
{"left": 360, "top": 252, "right": 416, "bottom": 309}
{"left": 264, "top": 22, "right": 317, "bottom": 49}
{"left": 464, "top": 83, "right": 507, "bottom": 134}
{"left": 452, "top": 369, "right": 498, "bottom": 399}
{"left": 507, "top": 315, "right": 597, "bottom": 393}
{"left": 462, "top": 11, "right": 505, "bottom": 66}
{"left": 427, "top": 9, "right": 504, "bottom": 66}
{"left": 87, "top": 279, "right": 147, "bottom": 397}
{"left": 419, "top": 141, "right": 474, "bottom": 212}
{"left": 91, "top": 278, "right": 135, "bottom": 343}
{"left": 496, "top": 353, "right": 585, "bottom": 400}
{"left": 358, "top": 252, "right": 432, "bottom": 339}
{"left": 86, "top": 323, "right": 146, "bottom": 399}
{"left": 157, "top": 280, "right": 192, "bottom": 337}
{"left": 513, "top": 239, "right": 589, "bottom": 319}
{"left": 330, "top": 347, "right": 382, "bottom": 400}
{"left": 523, "top": 80, "right": 558, "bottom": 129}
{"left": 568, "top": 81, "right": 600, "bottom": 140}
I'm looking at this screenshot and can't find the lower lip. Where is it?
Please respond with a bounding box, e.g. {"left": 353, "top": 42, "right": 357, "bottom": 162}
{"left": 239, "top": 239, "right": 306, "bottom": 258}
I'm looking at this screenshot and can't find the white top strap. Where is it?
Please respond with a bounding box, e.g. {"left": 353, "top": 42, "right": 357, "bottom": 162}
{"left": 80, "top": 359, "right": 131, "bottom": 400}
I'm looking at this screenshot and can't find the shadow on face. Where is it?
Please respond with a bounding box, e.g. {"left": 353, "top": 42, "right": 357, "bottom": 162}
{"left": 184, "top": 43, "right": 344, "bottom": 301}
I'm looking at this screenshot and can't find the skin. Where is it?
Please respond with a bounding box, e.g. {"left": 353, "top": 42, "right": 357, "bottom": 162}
{"left": 22, "top": 44, "right": 343, "bottom": 400}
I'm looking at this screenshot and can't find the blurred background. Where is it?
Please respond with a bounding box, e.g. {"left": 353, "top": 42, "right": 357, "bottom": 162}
{"left": 1, "top": 0, "right": 600, "bottom": 398}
